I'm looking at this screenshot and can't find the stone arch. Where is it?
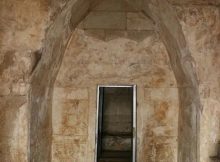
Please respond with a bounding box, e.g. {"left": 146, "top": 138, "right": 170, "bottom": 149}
{"left": 29, "top": 0, "right": 200, "bottom": 162}
{"left": 138, "top": 1, "right": 201, "bottom": 162}
{"left": 29, "top": 0, "right": 97, "bottom": 161}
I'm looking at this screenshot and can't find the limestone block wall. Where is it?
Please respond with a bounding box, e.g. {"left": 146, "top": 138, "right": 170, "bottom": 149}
{"left": 52, "top": 26, "right": 179, "bottom": 162}
{"left": 0, "top": 0, "right": 86, "bottom": 161}
{"left": 176, "top": 6, "right": 220, "bottom": 162}
{"left": 0, "top": 0, "right": 49, "bottom": 161}
{"left": 76, "top": 0, "right": 154, "bottom": 42}
{"left": 52, "top": 1, "right": 179, "bottom": 161}
{"left": 0, "top": 0, "right": 219, "bottom": 161}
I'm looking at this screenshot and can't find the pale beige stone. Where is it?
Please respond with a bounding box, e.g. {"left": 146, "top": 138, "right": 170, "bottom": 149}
{"left": 93, "top": 0, "right": 126, "bottom": 11}
{"left": 0, "top": 0, "right": 220, "bottom": 162}
{"left": 177, "top": 6, "right": 220, "bottom": 162}
{"left": 52, "top": 135, "right": 87, "bottom": 162}
{"left": 0, "top": 86, "right": 10, "bottom": 96}
{"left": 84, "top": 11, "right": 126, "bottom": 29}
{"left": 52, "top": 28, "right": 179, "bottom": 162}
{"left": 144, "top": 88, "right": 179, "bottom": 101}
{"left": 66, "top": 89, "right": 89, "bottom": 100}
{"left": 84, "top": 29, "right": 105, "bottom": 40}
{"left": 105, "top": 30, "right": 127, "bottom": 41}
{"left": 53, "top": 87, "right": 89, "bottom": 100}
{"left": 127, "top": 12, "right": 154, "bottom": 30}
{"left": 53, "top": 99, "right": 89, "bottom": 136}
{"left": 12, "top": 83, "right": 29, "bottom": 95}
{"left": 127, "top": 30, "right": 154, "bottom": 42}
{"left": 169, "top": 0, "right": 220, "bottom": 5}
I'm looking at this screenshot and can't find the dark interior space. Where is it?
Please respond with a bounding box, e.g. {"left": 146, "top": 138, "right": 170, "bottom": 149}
{"left": 97, "top": 87, "right": 133, "bottom": 162}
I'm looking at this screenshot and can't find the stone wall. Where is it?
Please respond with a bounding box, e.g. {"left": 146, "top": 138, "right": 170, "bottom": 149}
{"left": 51, "top": 1, "right": 220, "bottom": 162}
{"left": 0, "top": 0, "right": 49, "bottom": 161}
{"left": 176, "top": 6, "right": 220, "bottom": 162}
{"left": 0, "top": 0, "right": 219, "bottom": 161}
{"left": 0, "top": 0, "right": 90, "bottom": 161}
{"left": 52, "top": 24, "right": 179, "bottom": 162}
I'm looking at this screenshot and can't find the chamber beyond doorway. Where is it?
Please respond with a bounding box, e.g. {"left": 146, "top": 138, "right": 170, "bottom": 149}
{"left": 95, "top": 85, "right": 137, "bottom": 162}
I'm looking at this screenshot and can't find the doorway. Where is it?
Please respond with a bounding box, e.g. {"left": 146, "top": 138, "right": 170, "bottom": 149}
{"left": 95, "top": 85, "right": 137, "bottom": 162}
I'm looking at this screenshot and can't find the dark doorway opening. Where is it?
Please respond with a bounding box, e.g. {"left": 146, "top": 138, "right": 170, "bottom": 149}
{"left": 96, "top": 85, "right": 136, "bottom": 162}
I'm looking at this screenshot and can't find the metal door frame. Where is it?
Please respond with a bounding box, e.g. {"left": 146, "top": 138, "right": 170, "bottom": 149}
{"left": 95, "top": 85, "right": 137, "bottom": 162}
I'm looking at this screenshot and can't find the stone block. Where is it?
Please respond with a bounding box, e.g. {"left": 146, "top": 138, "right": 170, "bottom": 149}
{"left": 127, "top": 30, "right": 154, "bottom": 42}
{"left": 0, "top": 97, "right": 28, "bottom": 161}
{"left": 144, "top": 88, "right": 179, "bottom": 101}
{"left": 124, "top": 1, "right": 139, "bottom": 12}
{"left": 66, "top": 88, "right": 89, "bottom": 100}
{"left": 144, "top": 71, "right": 177, "bottom": 88}
{"left": 12, "top": 83, "right": 29, "bottom": 95}
{"left": 52, "top": 135, "right": 87, "bottom": 162}
{"left": 53, "top": 87, "right": 88, "bottom": 100}
{"left": 53, "top": 99, "right": 89, "bottom": 136}
{"left": 93, "top": 0, "right": 125, "bottom": 11}
{"left": 0, "top": 86, "right": 10, "bottom": 95}
{"left": 105, "top": 30, "right": 127, "bottom": 41}
{"left": 83, "top": 11, "right": 126, "bottom": 29}
{"left": 127, "top": 12, "right": 154, "bottom": 30}
{"left": 168, "top": 0, "right": 220, "bottom": 5}
{"left": 84, "top": 29, "right": 105, "bottom": 40}
{"left": 104, "top": 29, "right": 153, "bottom": 41}
{"left": 53, "top": 88, "right": 66, "bottom": 99}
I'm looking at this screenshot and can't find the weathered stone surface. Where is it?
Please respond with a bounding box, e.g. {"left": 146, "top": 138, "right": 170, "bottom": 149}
{"left": 93, "top": 0, "right": 126, "bottom": 11}
{"left": 176, "top": 5, "right": 220, "bottom": 162}
{"left": 83, "top": 29, "right": 154, "bottom": 42}
{"left": 81, "top": 0, "right": 153, "bottom": 32}
{"left": 28, "top": 0, "right": 94, "bottom": 161}
{"left": 0, "top": 0, "right": 51, "bottom": 161}
{"left": 84, "top": 29, "right": 106, "bottom": 40}
{"left": 169, "top": 0, "right": 220, "bottom": 5}
{"left": 0, "top": 96, "right": 28, "bottom": 161}
{"left": 127, "top": 30, "right": 155, "bottom": 42}
{"left": 0, "top": 0, "right": 219, "bottom": 162}
{"left": 52, "top": 28, "right": 179, "bottom": 162}
{"left": 84, "top": 11, "right": 127, "bottom": 29}
{"left": 139, "top": 87, "right": 179, "bottom": 162}
{"left": 92, "top": 0, "right": 138, "bottom": 12}
{"left": 53, "top": 87, "right": 89, "bottom": 100}
{"left": 52, "top": 135, "right": 87, "bottom": 162}
{"left": 127, "top": 12, "right": 154, "bottom": 30}
{"left": 53, "top": 98, "right": 89, "bottom": 136}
